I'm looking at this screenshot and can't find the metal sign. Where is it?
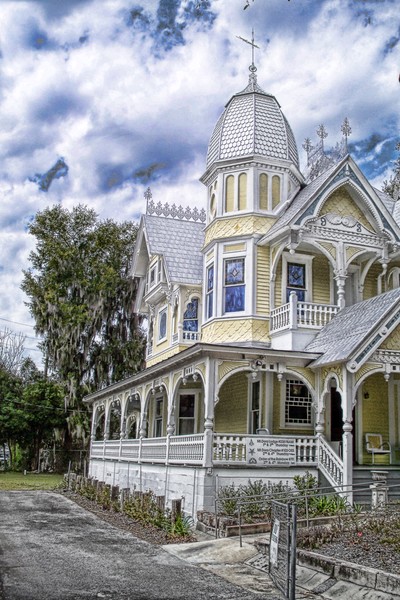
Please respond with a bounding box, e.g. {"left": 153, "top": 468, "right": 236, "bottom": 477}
{"left": 270, "top": 519, "right": 280, "bottom": 567}
{"left": 246, "top": 437, "right": 296, "bottom": 465}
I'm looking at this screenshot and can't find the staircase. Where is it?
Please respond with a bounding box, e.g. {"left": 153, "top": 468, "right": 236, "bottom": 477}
{"left": 353, "top": 466, "right": 400, "bottom": 505}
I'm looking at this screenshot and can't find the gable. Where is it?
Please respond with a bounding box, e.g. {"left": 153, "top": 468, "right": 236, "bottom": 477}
{"left": 379, "top": 323, "right": 400, "bottom": 351}
{"left": 318, "top": 188, "right": 377, "bottom": 233}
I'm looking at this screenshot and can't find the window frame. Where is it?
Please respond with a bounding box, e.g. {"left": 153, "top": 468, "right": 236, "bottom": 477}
{"left": 248, "top": 376, "right": 261, "bottom": 434}
{"left": 153, "top": 395, "right": 164, "bottom": 438}
{"left": 282, "top": 252, "right": 313, "bottom": 304}
{"left": 223, "top": 257, "right": 246, "bottom": 314}
{"left": 280, "top": 378, "right": 313, "bottom": 430}
{"left": 157, "top": 305, "right": 168, "bottom": 343}
{"left": 177, "top": 389, "right": 199, "bottom": 435}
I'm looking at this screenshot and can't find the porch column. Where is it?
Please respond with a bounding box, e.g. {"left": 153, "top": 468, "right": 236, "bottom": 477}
{"left": 342, "top": 370, "right": 354, "bottom": 503}
{"left": 203, "top": 358, "right": 216, "bottom": 469}
{"left": 104, "top": 399, "right": 111, "bottom": 440}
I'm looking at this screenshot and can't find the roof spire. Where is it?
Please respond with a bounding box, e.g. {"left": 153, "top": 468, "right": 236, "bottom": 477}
{"left": 236, "top": 28, "right": 260, "bottom": 85}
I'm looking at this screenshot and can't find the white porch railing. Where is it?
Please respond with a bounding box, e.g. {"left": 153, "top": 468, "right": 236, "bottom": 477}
{"left": 91, "top": 434, "right": 317, "bottom": 468}
{"left": 91, "top": 435, "right": 345, "bottom": 487}
{"left": 270, "top": 294, "right": 339, "bottom": 333}
{"left": 317, "top": 436, "right": 344, "bottom": 491}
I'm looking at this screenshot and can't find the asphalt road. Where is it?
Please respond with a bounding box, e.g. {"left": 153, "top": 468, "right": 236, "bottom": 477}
{"left": 0, "top": 491, "right": 265, "bottom": 600}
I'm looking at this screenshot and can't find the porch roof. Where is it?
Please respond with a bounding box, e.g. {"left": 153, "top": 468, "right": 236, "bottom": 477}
{"left": 83, "top": 342, "right": 319, "bottom": 404}
{"left": 305, "top": 288, "right": 400, "bottom": 367}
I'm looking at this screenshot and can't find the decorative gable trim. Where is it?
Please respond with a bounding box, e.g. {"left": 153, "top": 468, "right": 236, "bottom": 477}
{"left": 347, "top": 304, "right": 400, "bottom": 372}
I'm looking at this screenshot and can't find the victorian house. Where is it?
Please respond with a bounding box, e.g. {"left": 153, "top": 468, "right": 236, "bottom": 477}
{"left": 85, "top": 65, "right": 400, "bottom": 518}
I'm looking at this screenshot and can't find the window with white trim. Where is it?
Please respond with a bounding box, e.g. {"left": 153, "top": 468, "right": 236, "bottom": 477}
{"left": 284, "top": 379, "right": 313, "bottom": 427}
{"left": 224, "top": 257, "right": 245, "bottom": 313}
{"left": 158, "top": 306, "right": 167, "bottom": 342}
{"left": 282, "top": 253, "right": 313, "bottom": 304}
{"left": 206, "top": 264, "right": 214, "bottom": 319}
{"left": 249, "top": 380, "right": 261, "bottom": 434}
{"left": 153, "top": 396, "right": 163, "bottom": 437}
{"left": 177, "top": 393, "right": 196, "bottom": 435}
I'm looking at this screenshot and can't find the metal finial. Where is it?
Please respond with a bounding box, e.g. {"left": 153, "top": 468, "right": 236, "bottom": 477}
{"left": 144, "top": 187, "right": 152, "bottom": 202}
{"left": 341, "top": 117, "right": 352, "bottom": 153}
{"left": 316, "top": 124, "right": 328, "bottom": 151}
{"left": 302, "top": 138, "right": 313, "bottom": 165}
{"left": 236, "top": 28, "right": 260, "bottom": 80}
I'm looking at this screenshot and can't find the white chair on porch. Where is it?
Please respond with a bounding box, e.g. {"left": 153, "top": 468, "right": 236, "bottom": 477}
{"left": 365, "top": 433, "right": 391, "bottom": 464}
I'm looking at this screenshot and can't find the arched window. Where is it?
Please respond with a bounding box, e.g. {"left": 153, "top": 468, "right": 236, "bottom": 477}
{"left": 259, "top": 173, "right": 268, "bottom": 210}
{"left": 272, "top": 175, "right": 281, "bottom": 208}
{"left": 238, "top": 173, "right": 247, "bottom": 210}
{"left": 225, "top": 175, "right": 234, "bottom": 212}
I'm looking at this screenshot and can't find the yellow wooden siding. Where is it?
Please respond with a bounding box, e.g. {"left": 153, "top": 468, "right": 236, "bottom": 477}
{"left": 380, "top": 324, "right": 400, "bottom": 350}
{"left": 320, "top": 189, "right": 374, "bottom": 230}
{"left": 312, "top": 255, "right": 331, "bottom": 304}
{"left": 256, "top": 246, "right": 270, "bottom": 315}
{"left": 224, "top": 242, "right": 246, "bottom": 253}
{"left": 204, "top": 216, "right": 275, "bottom": 246}
{"left": 361, "top": 373, "right": 390, "bottom": 464}
{"left": 215, "top": 372, "right": 248, "bottom": 433}
{"left": 201, "top": 318, "right": 270, "bottom": 344}
{"left": 362, "top": 263, "right": 381, "bottom": 300}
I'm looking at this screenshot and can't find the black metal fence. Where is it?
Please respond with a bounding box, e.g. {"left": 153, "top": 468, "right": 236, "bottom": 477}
{"left": 269, "top": 500, "right": 297, "bottom": 600}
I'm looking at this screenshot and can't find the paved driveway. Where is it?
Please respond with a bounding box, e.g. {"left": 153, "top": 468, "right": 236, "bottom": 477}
{"left": 0, "top": 491, "right": 265, "bottom": 600}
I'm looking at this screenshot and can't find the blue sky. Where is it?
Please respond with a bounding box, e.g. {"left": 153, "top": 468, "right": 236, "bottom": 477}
{"left": 0, "top": 0, "right": 399, "bottom": 363}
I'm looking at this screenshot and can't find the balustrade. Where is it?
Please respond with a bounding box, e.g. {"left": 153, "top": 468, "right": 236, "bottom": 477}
{"left": 271, "top": 298, "right": 339, "bottom": 333}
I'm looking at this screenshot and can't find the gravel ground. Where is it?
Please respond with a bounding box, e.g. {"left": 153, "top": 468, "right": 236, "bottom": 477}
{"left": 64, "top": 492, "right": 400, "bottom": 577}
{"left": 297, "top": 511, "right": 400, "bottom": 575}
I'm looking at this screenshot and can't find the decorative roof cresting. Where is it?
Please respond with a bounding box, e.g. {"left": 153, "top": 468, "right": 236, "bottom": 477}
{"left": 145, "top": 188, "right": 206, "bottom": 223}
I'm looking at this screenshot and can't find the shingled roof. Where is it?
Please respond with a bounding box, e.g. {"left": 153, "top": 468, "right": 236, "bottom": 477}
{"left": 305, "top": 287, "right": 400, "bottom": 367}
{"left": 143, "top": 215, "right": 204, "bottom": 285}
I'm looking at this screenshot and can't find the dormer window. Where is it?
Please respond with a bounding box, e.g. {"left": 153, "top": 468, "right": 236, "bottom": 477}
{"left": 148, "top": 259, "right": 162, "bottom": 291}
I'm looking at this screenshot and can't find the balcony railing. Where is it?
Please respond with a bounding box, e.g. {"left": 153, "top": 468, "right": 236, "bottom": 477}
{"left": 271, "top": 293, "right": 339, "bottom": 333}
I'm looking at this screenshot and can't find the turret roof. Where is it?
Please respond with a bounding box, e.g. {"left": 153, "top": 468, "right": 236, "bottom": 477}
{"left": 206, "top": 74, "right": 299, "bottom": 169}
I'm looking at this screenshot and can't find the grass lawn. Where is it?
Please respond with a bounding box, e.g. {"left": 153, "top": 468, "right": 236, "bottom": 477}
{"left": 0, "top": 471, "right": 63, "bottom": 490}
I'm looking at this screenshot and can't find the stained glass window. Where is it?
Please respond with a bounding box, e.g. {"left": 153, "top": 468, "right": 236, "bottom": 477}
{"left": 183, "top": 298, "right": 199, "bottom": 332}
{"left": 224, "top": 258, "right": 245, "bottom": 312}
{"left": 158, "top": 307, "right": 167, "bottom": 340}
{"left": 206, "top": 265, "right": 214, "bottom": 319}
{"left": 286, "top": 262, "right": 306, "bottom": 302}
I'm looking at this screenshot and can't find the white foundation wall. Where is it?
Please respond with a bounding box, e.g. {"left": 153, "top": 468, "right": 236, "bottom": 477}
{"left": 89, "top": 458, "right": 215, "bottom": 517}
{"left": 89, "top": 458, "right": 318, "bottom": 519}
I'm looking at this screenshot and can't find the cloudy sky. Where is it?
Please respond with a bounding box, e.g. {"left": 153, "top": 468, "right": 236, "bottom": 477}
{"left": 0, "top": 0, "right": 399, "bottom": 365}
